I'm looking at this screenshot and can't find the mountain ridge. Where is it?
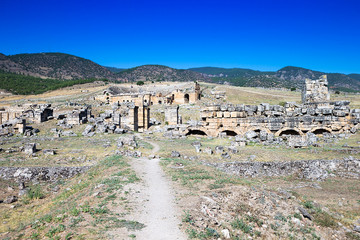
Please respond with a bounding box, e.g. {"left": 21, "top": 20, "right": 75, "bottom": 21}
{"left": 1, "top": 52, "right": 121, "bottom": 81}
{"left": 190, "top": 66, "right": 360, "bottom": 91}
{"left": 0, "top": 52, "right": 359, "bottom": 92}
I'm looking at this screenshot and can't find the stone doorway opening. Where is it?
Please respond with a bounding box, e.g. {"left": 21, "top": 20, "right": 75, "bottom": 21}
{"left": 184, "top": 94, "right": 189, "bottom": 104}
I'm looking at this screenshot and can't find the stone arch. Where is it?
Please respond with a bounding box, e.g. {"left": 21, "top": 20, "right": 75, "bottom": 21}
{"left": 275, "top": 127, "right": 304, "bottom": 136}
{"left": 184, "top": 94, "right": 189, "bottom": 103}
{"left": 220, "top": 130, "right": 238, "bottom": 136}
{"left": 246, "top": 127, "right": 272, "bottom": 134}
{"left": 185, "top": 129, "right": 207, "bottom": 136}
{"left": 309, "top": 127, "right": 332, "bottom": 135}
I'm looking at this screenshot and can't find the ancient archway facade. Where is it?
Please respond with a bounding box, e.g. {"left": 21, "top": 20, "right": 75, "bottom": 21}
{"left": 195, "top": 101, "right": 359, "bottom": 137}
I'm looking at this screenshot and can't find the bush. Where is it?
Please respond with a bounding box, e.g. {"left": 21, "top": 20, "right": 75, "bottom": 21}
{"left": 303, "top": 201, "right": 314, "bottom": 209}
{"left": 231, "top": 218, "right": 252, "bottom": 233}
{"left": 279, "top": 101, "right": 286, "bottom": 107}
{"left": 27, "top": 185, "right": 45, "bottom": 200}
{"left": 314, "top": 211, "right": 337, "bottom": 228}
{"left": 136, "top": 81, "right": 144, "bottom": 86}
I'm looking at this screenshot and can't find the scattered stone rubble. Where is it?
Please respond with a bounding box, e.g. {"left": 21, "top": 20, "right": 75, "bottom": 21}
{"left": 207, "top": 158, "right": 360, "bottom": 180}
{"left": 186, "top": 187, "right": 350, "bottom": 239}
{"left": 0, "top": 166, "right": 90, "bottom": 182}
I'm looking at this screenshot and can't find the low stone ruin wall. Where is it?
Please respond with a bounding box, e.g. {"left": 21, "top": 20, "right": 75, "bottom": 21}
{"left": 208, "top": 158, "right": 360, "bottom": 180}
{"left": 0, "top": 166, "right": 90, "bottom": 182}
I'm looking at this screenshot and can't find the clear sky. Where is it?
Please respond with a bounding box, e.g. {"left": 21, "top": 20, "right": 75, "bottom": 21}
{"left": 1, "top": 0, "right": 360, "bottom": 73}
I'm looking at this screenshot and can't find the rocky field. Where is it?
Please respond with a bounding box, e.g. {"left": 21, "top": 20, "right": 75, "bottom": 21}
{"left": 0, "top": 82, "right": 359, "bottom": 240}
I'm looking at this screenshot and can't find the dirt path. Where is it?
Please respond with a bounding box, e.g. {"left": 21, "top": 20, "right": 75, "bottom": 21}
{"left": 126, "top": 135, "right": 186, "bottom": 240}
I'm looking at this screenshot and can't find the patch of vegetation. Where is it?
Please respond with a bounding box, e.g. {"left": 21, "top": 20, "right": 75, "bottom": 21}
{"left": 231, "top": 218, "right": 252, "bottom": 233}
{"left": 26, "top": 185, "right": 45, "bottom": 200}
{"left": 346, "top": 232, "right": 360, "bottom": 240}
{"left": 182, "top": 211, "right": 194, "bottom": 224}
{"left": 313, "top": 210, "right": 338, "bottom": 228}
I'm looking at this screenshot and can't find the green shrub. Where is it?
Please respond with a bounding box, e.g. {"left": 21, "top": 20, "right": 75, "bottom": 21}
{"left": 303, "top": 201, "right": 314, "bottom": 209}
{"left": 27, "top": 185, "right": 45, "bottom": 200}
{"left": 231, "top": 218, "right": 252, "bottom": 233}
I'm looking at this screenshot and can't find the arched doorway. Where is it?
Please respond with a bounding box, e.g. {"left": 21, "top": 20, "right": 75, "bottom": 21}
{"left": 279, "top": 129, "right": 301, "bottom": 136}
{"left": 311, "top": 128, "right": 331, "bottom": 135}
{"left": 185, "top": 129, "right": 207, "bottom": 136}
{"left": 221, "top": 130, "right": 237, "bottom": 136}
{"left": 184, "top": 94, "right": 189, "bottom": 103}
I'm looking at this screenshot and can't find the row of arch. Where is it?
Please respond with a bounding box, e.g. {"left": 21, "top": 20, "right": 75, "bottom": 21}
{"left": 185, "top": 127, "right": 333, "bottom": 137}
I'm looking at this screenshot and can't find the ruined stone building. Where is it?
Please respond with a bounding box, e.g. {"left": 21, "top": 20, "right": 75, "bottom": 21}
{"left": 165, "top": 106, "right": 181, "bottom": 125}
{"left": 302, "top": 75, "right": 330, "bottom": 104}
{"left": 0, "top": 104, "right": 53, "bottom": 124}
{"left": 66, "top": 108, "right": 90, "bottom": 125}
{"left": 183, "top": 76, "right": 359, "bottom": 137}
{"left": 0, "top": 118, "right": 26, "bottom": 136}
{"left": 186, "top": 101, "right": 359, "bottom": 137}
{"left": 96, "top": 82, "right": 201, "bottom": 106}
{"left": 102, "top": 102, "right": 150, "bottom": 132}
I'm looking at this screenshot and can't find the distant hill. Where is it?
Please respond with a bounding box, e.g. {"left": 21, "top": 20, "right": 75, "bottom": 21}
{"left": 0, "top": 52, "right": 121, "bottom": 81}
{"left": 106, "top": 66, "right": 126, "bottom": 73}
{"left": 117, "top": 65, "right": 209, "bottom": 82}
{"left": 190, "top": 66, "right": 360, "bottom": 92}
{"left": 1, "top": 51, "right": 359, "bottom": 92}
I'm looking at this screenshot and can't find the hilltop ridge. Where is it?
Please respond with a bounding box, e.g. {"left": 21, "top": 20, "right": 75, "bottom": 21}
{"left": 0, "top": 52, "right": 359, "bottom": 93}
{"left": 190, "top": 66, "right": 360, "bottom": 91}
{"left": 1, "top": 52, "right": 120, "bottom": 81}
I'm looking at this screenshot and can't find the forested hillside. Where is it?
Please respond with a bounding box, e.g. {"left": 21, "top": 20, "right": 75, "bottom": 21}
{"left": 0, "top": 70, "right": 106, "bottom": 95}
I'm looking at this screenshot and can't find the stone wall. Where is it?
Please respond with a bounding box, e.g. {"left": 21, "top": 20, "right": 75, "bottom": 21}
{"left": 208, "top": 158, "right": 360, "bottom": 180}
{"left": 165, "top": 106, "right": 179, "bottom": 125}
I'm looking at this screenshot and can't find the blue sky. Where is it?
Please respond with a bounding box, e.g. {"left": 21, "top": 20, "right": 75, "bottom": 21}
{"left": 1, "top": 0, "right": 360, "bottom": 73}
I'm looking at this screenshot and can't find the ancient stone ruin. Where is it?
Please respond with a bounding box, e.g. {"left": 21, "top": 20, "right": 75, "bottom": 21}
{"left": 0, "top": 104, "right": 53, "bottom": 124}
{"left": 96, "top": 82, "right": 201, "bottom": 106}
{"left": 173, "top": 76, "right": 360, "bottom": 143}
{"left": 302, "top": 75, "right": 330, "bottom": 104}
{"left": 186, "top": 100, "right": 359, "bottom": 138}
{"left": 165, "top": 106, "right": 181, "bottom": 125}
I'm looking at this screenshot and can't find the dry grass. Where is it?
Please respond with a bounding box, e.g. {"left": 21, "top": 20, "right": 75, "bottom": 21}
{"left": 0, "top": 82, "right": 108, "bottom": 105}
{"left": 200, "top": 82, "right": 360, "bottom": 108}
{"left": 153, "top": 132, "right": 360, "bottom": 163}
{"left": 0, "top": 155, "right": 143, "bottom": 239}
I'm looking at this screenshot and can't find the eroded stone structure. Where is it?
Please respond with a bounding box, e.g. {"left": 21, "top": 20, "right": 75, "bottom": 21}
{"left": 0, "top": 118, "right": 26, "bottom": 136}
{"left": 302, "top": 75, "right": 330, "bottom": 104}
{"left": 165, "top": 106, "right": 180, "bottom": 125}
{"left": 185, "top": 101, "right": 359, "bottom": 137}
{"left": 67, "top": 108, "right": 89, "bottom": 125}
{"left": 0, "top": 104, "right": 53, "bottom": 124}
{"left": 94, "top": 102, "right": 150, "bottom": 133}
{"left": 180, "top": 76, "right": 359, "bottom": 138}
{"left": 96, "top": 82, "right": 201, "bottom": 106}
